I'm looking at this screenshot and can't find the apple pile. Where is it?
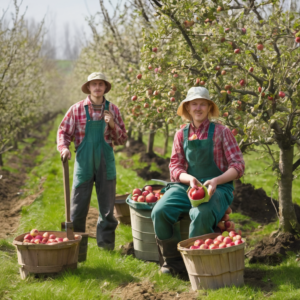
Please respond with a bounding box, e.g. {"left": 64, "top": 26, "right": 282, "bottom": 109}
{"left": 131, "top": 186, "right": 162, "bottom": 203}
{"left": 22, "top": 229, "right": 80, "bottom": 245}
{"left": 189, "top": 229, "right": 244, "bottom": 250}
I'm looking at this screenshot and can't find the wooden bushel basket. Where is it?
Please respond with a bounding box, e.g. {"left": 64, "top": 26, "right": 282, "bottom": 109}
{"left": 114, "top": 193, "right": 131, "bottom": 225}
{"left": 178, "top": 233, "right": 245, "bottom": 290}
{"left": 13, "top": 231, "right": 81, "bottom": 279}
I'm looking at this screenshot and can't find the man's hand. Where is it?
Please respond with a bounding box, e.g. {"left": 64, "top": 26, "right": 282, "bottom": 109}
{"left": 61, "top": 149, "right": 71, "bottom": 161}
{"left": 104, "top": 110, "right": 115, "bottom": 129}
{"left": 203, "top": 178, "right": 218, "bottom": 198}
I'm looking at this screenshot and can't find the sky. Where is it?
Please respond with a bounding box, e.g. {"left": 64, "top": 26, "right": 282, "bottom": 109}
{"left": 1, "top": 0, "right": 115, "bottom": 59}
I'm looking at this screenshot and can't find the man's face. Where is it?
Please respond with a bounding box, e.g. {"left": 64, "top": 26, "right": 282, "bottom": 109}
{"left": 186, "top": 99, "right": 210, "bottom": 124}
{"left": 87, "top": 80, "right": 106, "bottom": 97}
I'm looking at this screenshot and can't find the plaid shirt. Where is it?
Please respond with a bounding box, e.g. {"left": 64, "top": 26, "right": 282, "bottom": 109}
{"left": 170, "top": 119, "right": 245, "bottom": 182}
{"left": 57, "top": 96, "right": 127, "bottom": 154}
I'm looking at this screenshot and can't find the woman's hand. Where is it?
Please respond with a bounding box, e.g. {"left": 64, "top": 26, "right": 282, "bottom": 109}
{"left": 104, "top": 110, "right": 115, "bottom": 129}
{"left": 190, "top": 177, "right": 201, "bottom": 188}
{"left": 203, "top": 178, "right": 218, "bottom": 197}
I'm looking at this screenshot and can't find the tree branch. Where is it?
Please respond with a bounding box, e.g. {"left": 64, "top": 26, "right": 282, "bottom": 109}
{"left": 293, "top": 159, "right": 300, "bottom": 172}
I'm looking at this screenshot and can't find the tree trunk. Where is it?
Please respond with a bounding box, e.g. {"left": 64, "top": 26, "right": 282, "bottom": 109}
{"left": 147, "top": 131, "right": 155, "bottom": 155}
{"left": 278, "top": 145, "right": 300, "bottom": 233}
{"left": 138, "top": 130, "right": 143, "bottom": 143}
{"left": 163, "top": 122, "right": 169, "bottom": 156}
{"left": 127, "top": 125, "right": 132, "bottom": 140}
{"left": 0, "top": 153, "right": 3, "bottom": 167}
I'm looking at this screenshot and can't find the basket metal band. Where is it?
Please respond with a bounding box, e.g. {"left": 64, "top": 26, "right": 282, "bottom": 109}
{"left": 188, "top": 268, "right": 244, "bottom": 277}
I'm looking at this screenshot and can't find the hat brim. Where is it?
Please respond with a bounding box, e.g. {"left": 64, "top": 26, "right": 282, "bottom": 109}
{"left": 81, "top": 80, "right": 112, "bottom": 94}
{"left": 177, "top": 97, "right": 216, "bottom": 116}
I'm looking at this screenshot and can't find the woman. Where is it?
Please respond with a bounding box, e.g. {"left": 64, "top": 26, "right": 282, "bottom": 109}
{"left": 151, "top": 87, "right": 245, "bottom": 274}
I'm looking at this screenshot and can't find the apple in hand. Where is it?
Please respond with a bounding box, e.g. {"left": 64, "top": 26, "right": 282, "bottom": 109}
{"left": 188, "top": 187, "right": 205, "bottom": 200}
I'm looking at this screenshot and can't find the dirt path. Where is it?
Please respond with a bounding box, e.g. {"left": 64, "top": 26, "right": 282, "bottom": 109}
{"left": 0, "top": 123, "right": 53, "bottom": 239}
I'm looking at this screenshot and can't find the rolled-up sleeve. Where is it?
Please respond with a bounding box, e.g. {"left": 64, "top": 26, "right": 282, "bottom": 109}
{"left": 57, "top": 107, "right": 75, "bottom": 154}
{"left": 222, "top": 127, "right": 245, "bottom": 179}
{"left": 169, "top": 130, "right": 188, "bottom": 182}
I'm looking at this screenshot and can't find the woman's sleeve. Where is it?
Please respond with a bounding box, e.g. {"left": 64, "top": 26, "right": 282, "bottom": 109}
{"left": 169, "top": 130, "right": 189, "bottom": 182}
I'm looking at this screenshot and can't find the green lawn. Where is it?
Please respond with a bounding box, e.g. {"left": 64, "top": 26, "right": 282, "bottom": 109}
{"left": 1, "top": 116, "right": 300, "bottom": 299}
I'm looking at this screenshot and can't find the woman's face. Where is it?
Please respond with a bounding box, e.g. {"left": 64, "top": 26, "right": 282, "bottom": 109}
{"left": 186, "top": 99, "right": 210, "bottom": 125}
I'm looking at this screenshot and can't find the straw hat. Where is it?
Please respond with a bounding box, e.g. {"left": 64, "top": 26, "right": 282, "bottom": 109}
{"left": 81, "top": 72, "right": 112, "bottom": 94}
{"left": 177, "top": 87, "right": 219, "bottom": 118}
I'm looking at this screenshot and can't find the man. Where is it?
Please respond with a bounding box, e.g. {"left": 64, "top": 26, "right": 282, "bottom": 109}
{"left": 151, "top": 87, "right": 245, "bottom": 274}
{"left": 57, "top": 72, "right": 127, "bottom": 250}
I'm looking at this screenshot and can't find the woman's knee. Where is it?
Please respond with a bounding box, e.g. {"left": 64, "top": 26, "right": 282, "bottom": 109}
{"left": 190, "top": 204, "right": 215, "bottom": 225}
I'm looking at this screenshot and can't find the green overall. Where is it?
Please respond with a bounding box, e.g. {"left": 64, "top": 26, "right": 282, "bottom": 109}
{"left": 73, "top": 100, "right": 116, "bottom": 188}
{"left": 70, "top": 100, "right": 118, "bottom": 249}
{"left": 152, "top": 122, "right": 234, "bottom": 240}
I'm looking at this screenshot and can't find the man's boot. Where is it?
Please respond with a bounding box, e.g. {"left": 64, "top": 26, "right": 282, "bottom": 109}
{"left": 155, "top": 223, "right": 187, "bottom": 275}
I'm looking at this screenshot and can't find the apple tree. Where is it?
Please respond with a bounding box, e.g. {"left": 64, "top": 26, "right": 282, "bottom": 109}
{"left": 128, "top": 0, "right": 300, "bottom": 234}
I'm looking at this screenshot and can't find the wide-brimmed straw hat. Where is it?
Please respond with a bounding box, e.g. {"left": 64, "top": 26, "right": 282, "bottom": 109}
{"left": 81, "top": 72, "right": 112, "bottom": 94}
{"left": 177, "top": 87, "right": 219, "bottom": 117}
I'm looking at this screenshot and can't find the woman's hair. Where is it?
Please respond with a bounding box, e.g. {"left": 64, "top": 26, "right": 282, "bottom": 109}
{"left": 181, "top": 99, "right": 219, "bottom": 122}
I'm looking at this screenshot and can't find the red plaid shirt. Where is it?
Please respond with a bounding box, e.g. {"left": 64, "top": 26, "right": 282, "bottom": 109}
{"left": 170, "top": 119, "right": 245, "bottom": 182}
{"left": 57, "top": 96, "right": 127, "bottom": 154}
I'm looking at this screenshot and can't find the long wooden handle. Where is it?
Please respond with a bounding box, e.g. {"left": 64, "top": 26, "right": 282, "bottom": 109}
{"left": 62, "top": 157, "right": 71, "bottom": 222}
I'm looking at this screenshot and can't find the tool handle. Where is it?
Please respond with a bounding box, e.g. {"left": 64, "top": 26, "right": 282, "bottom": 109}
{"left": 62, "top": 157, "right": 71, "bottom": 222}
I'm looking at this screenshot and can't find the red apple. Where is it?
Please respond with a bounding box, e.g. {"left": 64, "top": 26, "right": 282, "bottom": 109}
{"left": 24, "top": 234, "right": 33, "bottom": 240}
{"left": 34, "top": 239, "right": 41, "bottom": 244}
{"left": 258, "top": 87, "right": 262, "bottom": 93}
{"left": 136, "top": 74, "right": 142, "bottom": 80}
{"left": 132, "top": 188, "right": 142, "bottom": 196}
{"left": 23, "top": 239, "right": 31, "bottom": 243}
{"left": 148, "top": 64, "right": 152, "bottom": 70}
{"left": 223, "top": 112, "right": 228, "bottom": 117}
{"left": 30, "top": 229, "right": 39, "bottom": 237}
{"left": 296, "top": 37, "right": 300, "bottom": 43}
{"left": 35, "top": 235, "right": 43, "bottom": 240}
{"left": 74, "top": 234, "right": 80, "bottom": 240}
{"left": 239, "top": 79, "right": 246, "bottom": 86}
{"left": 235, "top": 235, "right": 242, "bottom": 241}
{"left": 63, "top": 237, "right": 69, "bottom": 242}
{"left": 227, "top": 90, "right": 231, "bottom": 94}
{"left": 224, "top": 237, "right": 233, "bottom": 244}
{"left": 194, "top": 239, "right": 204, "bottom": 247}
{"left": 234, "top": 49, "right": 240, "bottom": 54}
{"left": 216, "top": 235, "right": 224, "bottom": 242}
{"left": 145, "top": 193, "right": 157, "bottom": 203}
{"left": 195, "top": 78, "right": 200, "bottom": 85}
{"left": 131, "top": 95, "right": 137, "bottom": 101}
{"left": 241, "top": 28, "right": 246, "bottom": 34}
{"left": 153, "top": 90, "right": 160, "bottom": 96}
{"left": 205, "top": 239, "right": 213, "bottom": 246}
{"left": 221, "top": 70, "right": 226, "bottom": 75}
{"left": 144, "top": 103, "right": 149, "bottom": 108}
{"left": 144, "top": 186, "right": 153, "bottom": 192}
{"left": 224, "top": 84, "right": 232, "bottom": 90}
{"left": 209, "top": 244, "right": 218, "bottom": 249}
{"left": 56, "top": 237, "right": 64, "bottom": 243}
{"left": 152, "top": 47, "right": 157, "bottom": 52}
{"left": 42, "top": 238, "right": 48, "bottom": 243}
{"left": 215, "top": 66, "right": 220, "bottom": 71}
{"left": 173, "top": 74, "right": 179, "bottom": 78}
{"left": 137, "top": 195, "right": 145, "bottom": 202}
{"left": 279, "top": 91, "right": 285, "bottom": 98}
{"left": 48, "top": 239, "right": 57, "bottom": 243}
{"left": 199, "top": 244, "right": 208, "bottom": 249}
{"left": 213, "top": 239, "right": 222, "bottom": 245}
{"left": 232, "top": 129, "right": 238, "bottom": 136}
{"left": 132, "top": 194, "right": 139, "bottom": 201}
{"left": 249, "top": 67, "right": 254, "bottom": 72}
{"left": 268, "top": 96, "right": 274, "bottom": 101}
{"left": 235, "top": 239, "right": 243, "bottom": 245}
{"left": 49, "top": 234, "right": 56, "bottom": 240}
{"left": 224, "top": 28, "right": 230, "bottom": 33}
{"left": 257, "top": 43, "right": 264, "bottom": 50}
{"left": 170, "top": 97, "right": 175, "bottom": 102}
{"left": 226, "top": 242, "right": 235, "bottom": 247}
{"left": 142, "top": 191, "right": 149, "bottom": 197}
{"left": 188, "top": 186, "right": 205, "bottom": 200}
{"left": 42, "top": 232, "right": 49, "bottom": 239}
{"left": 229, "top": 231, "right": 236, "bottom": 238}
{"left": 200, "top": 81, "right": 205, "bottom": 85}
{"left": 219, "top": 243, "right": 226, "bottom": 248}
{"left": 190, "top": 245, "right": 199, "bottom": 250}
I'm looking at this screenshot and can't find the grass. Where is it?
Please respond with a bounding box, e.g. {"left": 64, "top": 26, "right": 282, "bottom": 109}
{"left": 2, "top": 116, "right": 300, "bottom": 299}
